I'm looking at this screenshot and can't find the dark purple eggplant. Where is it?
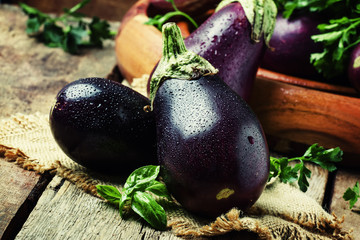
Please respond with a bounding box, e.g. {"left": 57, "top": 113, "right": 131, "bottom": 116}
{"left": 50, "top": 77, "right": 157, "bottom": 173}
{"left": 348, "top": 43, "right": 360, "bottom": 93}
{"left": 147, "top": 0, "right": 277, "bottom": 101}
{"left": 261, "top": 13, "right": 323, "bottom": 80}
{"left": 150, "top": 23, "right": 269, "bottom": 217}
{"left": 183, "top": 1, "right": 277, "bottom": 101}
{"left": 148, "top": 0, "right": 220, "bottom": 16}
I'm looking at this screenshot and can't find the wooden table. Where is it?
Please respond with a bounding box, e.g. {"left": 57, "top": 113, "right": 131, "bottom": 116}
{"left": 0, "top": 4, "right": 359, "bottom": 240}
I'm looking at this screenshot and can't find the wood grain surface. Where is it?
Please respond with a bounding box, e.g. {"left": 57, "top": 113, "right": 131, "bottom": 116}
{"left": 0, "top": 5, "right": 120, "bottom": 119}
{"left": 0, "top": 160, "right": 41, "bottom": 239}
{"left": 14, "top": 176, "right": 182, "bottom": 240}
{"left": 331, "top": 170, "right": 360, "bottom": 238}
{"left": 248, "top": 77, "right": 360, "bottom": 167}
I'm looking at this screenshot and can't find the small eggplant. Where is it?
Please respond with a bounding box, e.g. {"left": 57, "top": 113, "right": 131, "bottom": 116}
{"left": 261, "top": 13, "right": 323, "bottom": 80}
{"left": 50, "top": 78, "right": 157, "bottom": 173}
{"left": 148, "top": 0, "right": 220, "bottom": 17}
{"left": 150, "top": 23, "right": 269, "bottom": 217}
{"left": 348, "top": 43, "right": 360, "bottom": 93}
{"left": 184, "top": 0, "right": 277, "bottom": 101}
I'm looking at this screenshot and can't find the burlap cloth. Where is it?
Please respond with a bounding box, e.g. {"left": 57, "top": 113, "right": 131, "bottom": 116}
{"left": 0, "top": 77, "right": 353, "bottom": 239}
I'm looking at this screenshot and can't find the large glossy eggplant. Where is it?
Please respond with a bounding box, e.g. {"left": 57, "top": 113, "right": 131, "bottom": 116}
{"left": 50, "top": 77, "right": 157, "bottom": 173}
{"left": 184, "top": 0, "right": 277, "bottom": 101}
{"left": 151, "top": 23, "right": 269, "bottom": 217}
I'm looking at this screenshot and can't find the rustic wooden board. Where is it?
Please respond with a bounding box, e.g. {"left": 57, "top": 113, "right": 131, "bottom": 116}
{"left": 13, "top": 176, "right": 263, "bottom": 240}
{"left": 0, "top": 4, "right": 120, "bottom": 119}
{"left": 14, "top": 176, "right": 183, "bottom": 240}
{"left": 304, "top": 163, "right": 329, "bottom": 205}
{"left": 330, "top": 169, "right": 360, "bottom": 239}
{"left": 12, "top": 163, "right": 329, "bottom": 240}
{"left": 0, "top": 159, "right": 42, "bottom": 239}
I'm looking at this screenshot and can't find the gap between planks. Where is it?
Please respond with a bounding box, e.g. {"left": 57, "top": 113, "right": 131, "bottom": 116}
{"left": 0, "top": 159, "right": 53, "bottom": 240}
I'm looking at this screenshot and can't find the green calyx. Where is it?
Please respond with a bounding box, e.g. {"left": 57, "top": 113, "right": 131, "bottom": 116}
{"left": 215, "top": 0, "right": 277, "bottom": 47}
{"left": 149, "top": 22, "right": 218, "bottom": 108}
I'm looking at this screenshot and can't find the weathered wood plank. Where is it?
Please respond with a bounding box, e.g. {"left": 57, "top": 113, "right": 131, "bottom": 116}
{"left": 330, "top": 169, "right": 360, "bottom": 239}
{"left": 14, "top": 176, "right": 262, "bottom": 240}
{"left": 0, "top": 159, "right": 43, "bottom": 239}
{"left": 0, "top": 4, "right": 120, "bottom": 119}
{"left": 304, "top": 162, "right": 329, "bottom": 205}
{"left": 13, "top": 162, "right": 330, "bottom": 240}
{"left": 14, "top": 176, "right": 182, "bottom": 240}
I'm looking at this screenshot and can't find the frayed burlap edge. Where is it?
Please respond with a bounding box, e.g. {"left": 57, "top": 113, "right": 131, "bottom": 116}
{"left": 168, "top": 208, "right": 352, "bottom": 240}
{"left": 168, "top": 208, "right": 271, "bottom": 239}
{"left": 0, "top": 144, "right": 100, "bottom": 198}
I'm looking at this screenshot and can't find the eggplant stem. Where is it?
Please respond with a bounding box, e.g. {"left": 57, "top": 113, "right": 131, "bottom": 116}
{"left": 149, "top": 23, "right": 218, "bottom": 108}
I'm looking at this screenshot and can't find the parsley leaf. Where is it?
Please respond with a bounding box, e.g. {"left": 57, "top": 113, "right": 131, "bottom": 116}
{"left": 343, "top": 181, "right": 360, "bottom": 209}
{"left": 311, "top": 16, "right": 360, "bottom": 79}
{"left": 274, "top": 0, "right": 360, "bottom": 79}
{"left": 144, "top": 0, "right": 198, "bottom": 31}
{"left": 19, "top": 0, "right": 116, "bottom": 54}
{"left": 268, "top": 143, "right": 343, "bottom": 192}
{"left": 96, "top": 165, "right": 171, "bottom": 230}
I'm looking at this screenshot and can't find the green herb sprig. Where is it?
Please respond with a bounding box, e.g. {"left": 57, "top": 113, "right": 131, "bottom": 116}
{"left": 96, "top": 165, "right": 171, "bottom": 230}
{"left": 19, "top": 0, "right": 116, "bottom": 54}
{"left": 144, "top": 0, "right": 198, "bottom": 31}
{"left": 268, "top": 143, "right": 343, "bottom": 192}
{"left": 343, "top": 181, "right": 360, "bottom": 210}
{"left": 274, "top": 0, "right": 360, "bottom": 80}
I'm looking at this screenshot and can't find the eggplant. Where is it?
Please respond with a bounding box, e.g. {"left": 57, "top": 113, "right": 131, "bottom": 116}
{"left": 147, "top": 0, "right": 277, "bottom": 101}
{"left": 49, "top": 77, "right": 157, "bottom": 173}
{"left": 261, "top": 13, "right": 323, "bottom": 80}
{"left": 184, "top": 1, "right": 275, "bottom": 101}
{"left": 148, "top": 0, "right": 220, "bottom": 17}
{"left": 151, "top": 23, "right": 269, "bottom": 217}
{"left": 348, "top": 43, "right": 360, "bottom": 93}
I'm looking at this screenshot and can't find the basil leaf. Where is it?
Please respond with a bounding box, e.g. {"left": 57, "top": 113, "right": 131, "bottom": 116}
{"left": 124, "top": 165, "right": 160, "bottom": 195}
{"left": 96, "top": 185, "right": 122, "bottom": 204}
{"left": 131, "top": 191, "right": 167, "bottom": 230}
{"left": 119, "top": 193, "right": 132, "bottom": 217}
{"left": 145, "top": 180, "right": 172, "bottom": 200}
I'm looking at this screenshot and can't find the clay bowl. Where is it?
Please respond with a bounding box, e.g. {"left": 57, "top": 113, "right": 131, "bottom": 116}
{"left": 115, "top": 0, "right": 360, "bottom": 167}
{"left": 250, "top": 69, "right": 360, "bottom": 167}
